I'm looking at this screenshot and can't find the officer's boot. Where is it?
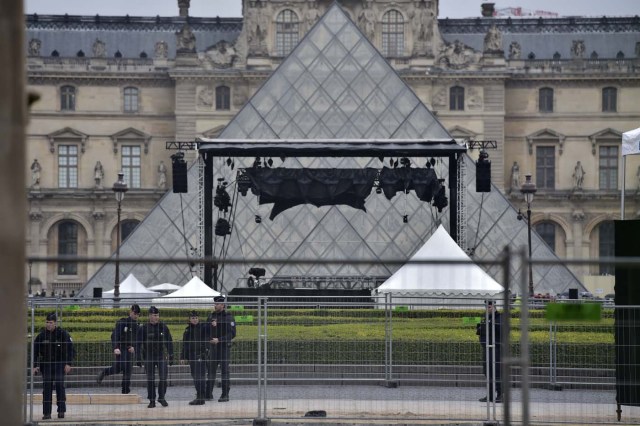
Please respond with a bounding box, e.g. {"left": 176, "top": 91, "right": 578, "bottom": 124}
{"left": 189, "top": 393, "right": 205, "bottom": 405}
{"left": 205, "top": 381, "right": 213, "bottom": 400}
{"left": 218, "top": 383, "right": 230, "bottom": 402}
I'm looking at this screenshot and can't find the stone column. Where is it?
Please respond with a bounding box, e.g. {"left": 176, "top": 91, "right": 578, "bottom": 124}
{"left": 0, "top": 1, "right": 27, "bottom": 424}
{"left": 571, "top": 210, "right": 586, "bottom": 277}
{"left": 91, "top": 211, "right": 106, "bottom": 279}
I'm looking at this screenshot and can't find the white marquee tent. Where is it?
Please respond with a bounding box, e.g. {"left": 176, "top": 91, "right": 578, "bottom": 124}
{"left": 152, "top": 276, "right": 221, "bottom": 307}
{"left": 103, "top": 273, "right": 159, "bottom": 299}
{"left": 147, "top": 283, "right": 182, "bottom": 294}
{"left": 374, "top": 225, "right": 503, "bottom": 307}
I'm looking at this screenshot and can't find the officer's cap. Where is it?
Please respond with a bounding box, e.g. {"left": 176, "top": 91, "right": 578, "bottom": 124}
{"left": 46, "top": 312, "right": 57, "bottom": 321}
{"left": 485, "top": 300, "right": 495, "bottom": 306}
{"left": 213, "top": 295, "right": 226, "bottom": 303}
{"left": 149, "top": 306, "right": 160, "bottom": 314}
{"left": 130, "top": 304, "right": 141, "bottom": 314}
{"left": 188, "top": 310, "right": 199, "bottom": 317}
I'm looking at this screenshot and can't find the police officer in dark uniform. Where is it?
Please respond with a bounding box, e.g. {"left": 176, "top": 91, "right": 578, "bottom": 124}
{"left": 476, "top": 300, "right": 502, "bottom": 403}
{"left": 206, "top": 295, "right": 236, "bottom": 402}
{"left": 32, "top": 312, "right": 75, "bottom": 420}
{"left": 180, "top": 310, "right": 208, "bottom": 405}
{"left": 136, "top": 306, "right": 174, "bottom": 408}
{"left": 96, "top": 304, "right": 141, "bottom": 393}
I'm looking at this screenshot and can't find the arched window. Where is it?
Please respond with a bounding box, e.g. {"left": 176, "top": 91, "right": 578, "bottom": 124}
{"left": 58, "top": 221, "right": 78, "bottom": 275}
{"left": 60, "top": 85, "right": 76, "bottom": 111}
{"left": 123, "top": 87, "right": 139, "bottom": 113}
{"left": 598, "top": 221, "right": 615, "bottom": 275}
{"left": 216, "top": 86, "right": 231, "bottom": 110}
{"left": 382, "top": 10, "right": 404, "bottom": 57}
{"left": 602, "top": 87, "right": 617, "bottom": 112}
{"left": 449, "top": 86, "right": 465, "bottom": 111}
{"left": 276, "top": 9, "right": 299, "bottom": 57}
{"left": 121, "top": 219, "right": 140, "bottom": 242}
{"left": 539, "top": 87, "right": 553, "bottom": 113}
{"left": 535, "top": 222, "right": 556, "bottom": 253}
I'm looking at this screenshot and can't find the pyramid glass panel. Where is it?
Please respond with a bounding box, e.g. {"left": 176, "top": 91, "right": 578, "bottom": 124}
{"left": 81, "top": 3, "right": 583, "bottom": 297}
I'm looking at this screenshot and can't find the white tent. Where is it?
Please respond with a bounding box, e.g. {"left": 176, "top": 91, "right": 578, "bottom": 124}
{"left": 152, "top": 276, "right": 221, "bottom": 307}
{"left": 374, "top": 225, "right": 503, "bottom": 307}
{"left": 103, "top": 273, "right": 159, "bottom": 299}
{"left": 147, "top": 283, "right": 182, "bottom": 294}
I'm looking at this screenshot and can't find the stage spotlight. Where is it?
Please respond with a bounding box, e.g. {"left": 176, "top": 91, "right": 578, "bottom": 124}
{"left": 255, "top": 214, "right": 262, "bottom": 223}
{"left": 402, "top": 214, "right": 408, "bottom": 223}
{"left": 375, "top": 187, "right": 382, "bottom": 194}
{"left": 171, "top": 152, "right": 188, "bottom": 193}
{"left": 215, "top": 218, "right": 231, "bottom": 236}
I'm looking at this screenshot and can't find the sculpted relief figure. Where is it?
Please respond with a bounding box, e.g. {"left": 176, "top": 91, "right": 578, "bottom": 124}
{"left": 571, "top": 40, "right": 585, "bottom": 59}
{"left": 484, "top": 25, "right": 502, "bottom": 52}
{"left": 432, "top": 87, "right": 447, "bottom": 108}
{"left": 467, "top": 87, "right": 483, "bottom": 110}
{"left": 197, "top": 87, "right": 214, "bottom": 108}
{"left": 204, "top": 40, "right": 237, "bottom": 68}
{"left": 158, "top": 161, "right": 167, "bottom": 189}
{"left": 155, "top": 40, "right": 169, "bottom": 59}
{"left": 176, "top": 24, "right": 196, "bottom": 52}
{"left": 410, "top": 3, "right": 435, "bottom": 55}
{"left": 510, "top": 161, "right": 520, "bottom": 191}
{"left": 508, "top": 41, "right": 521, "bottom": 59}
{"left": 28, "top": 38, "right": 41, "bottom": 56}
{"left": 246, "top": 3, "right": 269, "bottom": 56}
{"left": 357, "top": 5, "right": 376, "bottom": 41}
{"left": 93, "top": 38, "right": 106, "bottom": 58}
{"left": 439, "top": 40, "right": 476, "bottom": 69}
{"left": 304, "top": 3, "right": 322, "bottom": 32}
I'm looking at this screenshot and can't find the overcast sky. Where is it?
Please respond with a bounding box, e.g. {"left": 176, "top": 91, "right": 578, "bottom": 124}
{"left": 24, "top": 0, "right": 639, "bottom": 19}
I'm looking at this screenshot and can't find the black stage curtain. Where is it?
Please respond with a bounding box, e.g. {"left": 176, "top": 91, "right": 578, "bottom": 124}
{"left": 615, "top": 219, "right": 640, "bottom": 406}
{"left": 241, "top": 167, "right": 440, "bottom": 219}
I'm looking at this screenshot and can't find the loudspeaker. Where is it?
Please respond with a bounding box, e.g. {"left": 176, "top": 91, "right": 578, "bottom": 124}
{"left": 614, "top": 220, "right": 640, "bottom": 407}
{"left": 568, "top": 288, "right": 578, "bottom": 299}
{"left": 93, "top": 287, "right": 103, "bottom": 298}
{"left": 172, "top": 153, "right": 188, "bottom": 193}
{"left": 475, "top": 151, "right": 491, "bottom": 193}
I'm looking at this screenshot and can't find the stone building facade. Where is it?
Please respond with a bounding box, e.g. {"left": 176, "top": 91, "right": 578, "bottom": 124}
{"left": 25, "top": 0, "right": 640, "bottom": 295}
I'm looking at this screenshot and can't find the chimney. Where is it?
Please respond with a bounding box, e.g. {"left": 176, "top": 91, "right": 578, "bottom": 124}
{"left": 481, "top": 3, "right": 495, "bottom": 17}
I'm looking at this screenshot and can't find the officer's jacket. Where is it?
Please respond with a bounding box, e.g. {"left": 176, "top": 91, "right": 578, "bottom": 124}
{"left": 181, "top": 322, "right": 208, "bottom": 361}
{"left": 476, "top": 311, "right": 502, "bottom": 355}
{"left": 136, "top": 322, "right": 173, "bottom": 360}
{"left": 206, "top": 310, "right": 236, "bottom": 346}
{"left": 112, "top": 316, "right": 139, "bottom": 350}
{"left": 33, "top": 327, "right": 75, "bottom": 369}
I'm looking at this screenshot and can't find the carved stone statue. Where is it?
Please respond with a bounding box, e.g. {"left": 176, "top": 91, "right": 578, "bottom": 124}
{"left": 411, "top": 2, "right": 435, "bottom": 55}
{"left": 28, "top": 38, "right": 41, "bottom": 56}
{"left": 571, "top": 40, "right": 585, "bottom": 59}
{"left": 246, "top": 3, "right": 269, "bottom": 56}
{"left": 467, "top": 88, "right": 483, "bottom": 110}
{"left": 178, "top": 0, "right": 190, "bottom": 17}
{"left": 484, "top": 25, "right": 503, "bottom": 52}
{"left": 94, "top": 161, "right": 104, "bottom": 188}
{"left": 508, "top": 42, "right": 521, "bottom": 59}
{"left": 357, "top": 5, "right": 376, "bottom": 41}
{"left": 155, "top": 40, "right": 169, "bottom": 59}
{"left": 176, "top": 24, "right": 196, "bottom": 53}
{"left": 439, "top": 40, "right": 476, "bottom": 69}
{"left": 510, "top": 161, "right": 520, "bottom": 191}
{"left": 92, "top": 38, "right": 106, "bottom": 58}
{"left": 31, "top": 159, "right": 42, "bottom": 188}
{"left": 158, "top": 161, "right": 167, "bottom": 189}
{"left": 572, "top": 161, "right": 585, "bottom": 190}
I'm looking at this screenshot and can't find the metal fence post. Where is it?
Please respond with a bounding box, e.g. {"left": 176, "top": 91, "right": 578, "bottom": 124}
{"left": 384, "top": 293, "right": 397, "bottom": 387}
{"left": 549, "top": 321, "right": 562, "bottom": 391}
{"left": 254, "top": 297, "right": 270, "bottom": 425}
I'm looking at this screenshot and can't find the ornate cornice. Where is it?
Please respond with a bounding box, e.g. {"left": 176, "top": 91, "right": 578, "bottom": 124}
{"left": 27, "top": 72, "right": 174, "bottom": 87}
{"left": 29, "top": 211, "right": 43, "bottom": 221}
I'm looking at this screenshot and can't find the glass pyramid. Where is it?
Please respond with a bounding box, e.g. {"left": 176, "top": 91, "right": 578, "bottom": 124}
{"left": 80, "top": 4, "right": 583, "bottom": 297}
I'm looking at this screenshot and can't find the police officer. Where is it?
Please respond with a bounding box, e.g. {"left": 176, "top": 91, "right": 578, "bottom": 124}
{"left": 96, "top": 304, "right": 141, "bottom": 393}
{"left": 206, "top": 295, "right": 236, "bottom": 402}
{"left": 476, "top": 300, "right": 502, "bottom": 403}
{"left": 136, "top": 306, "right": 174, "bottom": 408}
{"left": 32, "top": 312, "right": 75, "bottom": 420}
{"left": 180, "top": 310, "right": 208, "bottom": 405}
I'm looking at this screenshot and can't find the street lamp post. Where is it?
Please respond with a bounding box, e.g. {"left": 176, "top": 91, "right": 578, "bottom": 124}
{"left": 112, "top": 171, "right": 128, "bottom": 303}
{"left": 520, "top": 174, "right": 537, "bottom": 297}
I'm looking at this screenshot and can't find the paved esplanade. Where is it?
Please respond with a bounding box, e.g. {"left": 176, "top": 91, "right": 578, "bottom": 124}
{"left": 25, "top": 385, "right": 640, "bottom": 424}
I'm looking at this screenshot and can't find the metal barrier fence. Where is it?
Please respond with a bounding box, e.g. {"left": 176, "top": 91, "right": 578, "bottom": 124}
{"left": 23, "top": 293, "right": 640, "bottom": 425}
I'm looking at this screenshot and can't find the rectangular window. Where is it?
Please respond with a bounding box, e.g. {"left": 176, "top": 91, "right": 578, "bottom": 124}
{"left": 121, "top": 145, "right": 141, "bottom": 188}
{"left": 449, "top": 86, "right": 464, "bottom": 111}
{"left": 216, "top": 86, "right": 231, "bottom": 110}
{"left": 599, "top": 146, "right": 618, "bottom": 190}
{"left": 58, "top": 221, "right": 78, "bottom": 275}
{"left": 602, "top": 87, "right": 617, "bottom": 112}
{"left": 539, "top": 88, "right": 553, "bottom": 113}
{"left": 58, "top": 145, "right": 78, "bottom": 188}
{"left": 535, "top": 146, "right": 555, "bottom": 189}
{"left": 124, "top": 87, "right": 139, "bottom": 113}
{"left": 61, "top": 86, "right": 76, "bottom": 111}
